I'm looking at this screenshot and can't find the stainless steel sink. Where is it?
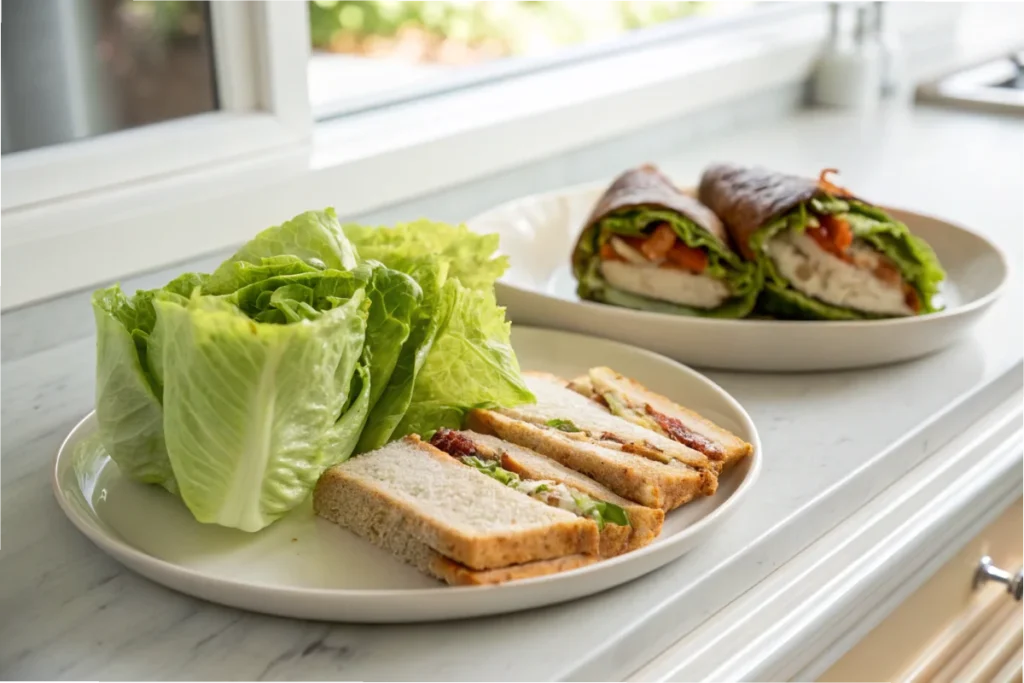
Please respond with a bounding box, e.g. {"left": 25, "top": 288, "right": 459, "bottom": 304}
{"left": 917, "top": 50, "right": 1024, "bottom": 115}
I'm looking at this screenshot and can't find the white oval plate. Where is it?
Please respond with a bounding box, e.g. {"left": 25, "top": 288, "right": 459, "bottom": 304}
{"left": 53, "top": 327, "right": 760, "bottom": 623}
{"left": 470, "top": 183, "right": 1008, "bottom": 371}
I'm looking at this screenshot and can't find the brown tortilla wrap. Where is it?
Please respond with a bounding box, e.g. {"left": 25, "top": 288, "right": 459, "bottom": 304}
{"left": 698, "top": 163, "right": 819, "bottom": 259}
{"left": 579, "top": 165, "right": 729, "bottom": 252}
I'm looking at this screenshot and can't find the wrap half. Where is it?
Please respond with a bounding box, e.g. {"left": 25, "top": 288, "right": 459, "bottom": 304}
{"left": 699, "top": 164, "right": 945, "bottom": 320}
{"left": 572, "top": 165, "right": 760, "bottom": 318}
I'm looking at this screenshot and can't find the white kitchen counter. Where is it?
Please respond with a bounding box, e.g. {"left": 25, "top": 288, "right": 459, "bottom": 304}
{"left": 2, "top": 105, "right": 1021, "bottom": 681}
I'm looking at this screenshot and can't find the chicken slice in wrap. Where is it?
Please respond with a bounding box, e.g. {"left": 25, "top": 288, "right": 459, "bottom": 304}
{"left": 573, "top": 165, "right": 760, "bottom": 318}
{"left": 698, "top": 164, "right": 945, "bottom": 319}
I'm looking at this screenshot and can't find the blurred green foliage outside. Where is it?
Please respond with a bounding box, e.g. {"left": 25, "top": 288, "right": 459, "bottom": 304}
{"left": 309, "top": 1, "right": 737, "bottom": 65}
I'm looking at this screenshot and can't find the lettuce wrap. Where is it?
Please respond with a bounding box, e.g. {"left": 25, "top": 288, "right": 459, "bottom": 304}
{"left": 698, "top": 164, "right": 945, "bottom": 320}
{"left": 573, "top": 165, "right": 760, "bottom": 318}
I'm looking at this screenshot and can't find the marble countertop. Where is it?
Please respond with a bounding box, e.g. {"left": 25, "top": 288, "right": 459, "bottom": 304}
{"left": 2, "top": 105, "right": 1022, "bottom": 681}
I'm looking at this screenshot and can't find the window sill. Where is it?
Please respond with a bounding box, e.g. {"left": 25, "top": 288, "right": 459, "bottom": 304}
{"left": 0, "top": 4, "right": 964, "bottom": 310}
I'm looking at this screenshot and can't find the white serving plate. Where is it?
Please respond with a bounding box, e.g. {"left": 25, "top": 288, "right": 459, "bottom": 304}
{"left": 469, "top": 183, "right": 1008, "bottom": 371}
{"left": 53, "top": 327, "right": 760, "bottom": 623}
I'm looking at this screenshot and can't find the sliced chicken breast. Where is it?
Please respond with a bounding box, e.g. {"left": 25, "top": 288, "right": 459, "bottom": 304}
{"left": 767, "top": 231, "right": 912, "bottom": 316}
{"left": 599, "top": 237, "right": 731, "bottom": 312}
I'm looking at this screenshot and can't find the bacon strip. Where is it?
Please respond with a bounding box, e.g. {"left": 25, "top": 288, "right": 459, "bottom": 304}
{"left": 645, "top": 404, "right": 724, "bottom": 460}
{"left": 430, "top": 428, "right": 478, "bottom": 459}
{"left": 818, "top": 168, "right": 853, "bottom": 198}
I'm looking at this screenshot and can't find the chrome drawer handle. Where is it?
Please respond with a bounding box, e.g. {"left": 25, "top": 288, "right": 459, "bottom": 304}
{"left": 973, "top": 556, "right": 1023, "bottom": 600}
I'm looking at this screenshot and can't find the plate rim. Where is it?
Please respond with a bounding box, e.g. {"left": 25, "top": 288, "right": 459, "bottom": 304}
{"left": 52, "top": 326, "right": 762, "bottom": 601}
{"left": 475, "top": 180, "right": 1010, "bottom": 329}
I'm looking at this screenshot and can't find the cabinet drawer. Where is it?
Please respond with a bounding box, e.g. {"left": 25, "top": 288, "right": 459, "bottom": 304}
{"left": 819, "top": 498, "right": 1022, "bottom": 683}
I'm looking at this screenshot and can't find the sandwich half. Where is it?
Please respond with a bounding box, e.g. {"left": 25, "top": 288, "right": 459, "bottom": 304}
{"left": 568, "top": 366, "right": 753, "bottom": 470}
{"left": 572, "top": 165, "right": 760, "bottom": 317}
{"left": 466, "top": 407, "right": 709, "bottom": 511}
{"left": 698, "top": 164, "right": 945, "bottom": 319}
{"left": 500, "top": 372, "right": 719, "bottom": 480}
{"left": 313, "top": 436, "right": 600, "bottom": 585}
{"left": 430, "top": 428, "right": 664, "bottom": 556}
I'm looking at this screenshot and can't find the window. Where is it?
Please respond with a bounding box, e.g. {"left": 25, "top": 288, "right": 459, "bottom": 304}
{"left": 2, "top": 0, "right": 218, "bottom": 154}
{"left": 1, "top": 0, "right": 309, "bottom": 210}
{"left": 308, "top": 1, "right": 754, "bottom": 118}
{"left": 4, "top": 0, "right": 988, "bottom": 311}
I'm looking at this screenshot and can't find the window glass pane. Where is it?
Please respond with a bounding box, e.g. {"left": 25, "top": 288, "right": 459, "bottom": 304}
{"left": 1, "top": 0, "right": 217, "bottom": 155}
{"left": 309, "top": 1, "right": 752, "bottom": 117}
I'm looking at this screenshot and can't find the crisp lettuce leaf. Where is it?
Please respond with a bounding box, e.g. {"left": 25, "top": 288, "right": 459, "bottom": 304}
{"left": 458, "top": 455, "right": 629, "bottom": 529}
{"left": 459, "top": 455, "right": 522, "bottom": 486}
{"left": 394, "top": 282, "right": 534, "bottom": 439}
{"left": 92, "top": 286, "right": 176, "bottom": 492}
{"left": 846, "top": 202, "right": 945, "bottom": 313}
{"left": 343, "top": 220, "right": 508, "bottom": 290}
{"left": 154, "top": 290, "right": 369, "bottom": 532}
{"left": 216, "top": 249, "right": 421, "bottom": 418}
{"left": 354, "top": 261, "right": 452, "bottom": 452}
{"left": 358, "top": 264, "right": 421, "bottom": 410}
{"left": 758, "top": 283, "right": 869, "bottom": 321}
{"left": 92, "top": 271, "right": 208, "bottom": 492}
{"left": 206, "top": 209, "right": 358, "bottom": 294}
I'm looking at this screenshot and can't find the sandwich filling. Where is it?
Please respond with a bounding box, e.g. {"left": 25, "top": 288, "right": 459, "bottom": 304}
{"left": 598, "top": 230, "right": 732, "bottom": 309}
{"left": 749, "top": 171, "right": 945, "bottom": 319}
{"left": 575, "top": 201, "right": 761, "bottom": 318}
{"left": 766, "top": 231, "right": 913, "bottom": 316}
{"left": 431, "top": 429, "right": 629, "bottom": 530}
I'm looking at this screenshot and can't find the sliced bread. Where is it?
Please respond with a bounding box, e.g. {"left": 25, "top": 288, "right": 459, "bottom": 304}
{"left": 501, "top": 372, "right": 718, "bottom": 489}
{"left": 466, "top": 410, "right": 705, "bottom": 511}
{"left": 313, "top": 436, "right": 599, "bottom": 570}
{"left": 585, "top": 366, "right": 753, "bottom": 469}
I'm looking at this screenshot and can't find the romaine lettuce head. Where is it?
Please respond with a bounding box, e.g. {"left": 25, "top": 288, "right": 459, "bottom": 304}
{"left": 154, "top": 289, "right": 369, "bottom": 532}
{"left": 91, "top": 208, "right": 532, "bottom": 532}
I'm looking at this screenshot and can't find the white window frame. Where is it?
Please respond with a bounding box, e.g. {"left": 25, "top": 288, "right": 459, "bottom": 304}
{"left": 2, "top": 1, "right": 999, "bottom": 311}
{"left": 1, "top": 1, "right": 312, "bottom": 210}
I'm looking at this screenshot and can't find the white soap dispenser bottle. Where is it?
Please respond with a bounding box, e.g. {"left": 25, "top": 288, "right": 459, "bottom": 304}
{"left": 812, "top": 2, "right": 882, "bottom": 110}
{"left": 874, "top": 1, "right": 906, "bottom": 98}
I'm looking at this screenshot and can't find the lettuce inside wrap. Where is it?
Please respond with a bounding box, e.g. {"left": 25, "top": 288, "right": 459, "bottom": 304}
{"left": 574, "top": 208, "right": 761, "bottom": 318}
{"left": 750, "top": 198, "right": 946, "bottom": 320}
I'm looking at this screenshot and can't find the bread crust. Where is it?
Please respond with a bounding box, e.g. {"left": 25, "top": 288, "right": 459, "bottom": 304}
{"left": 314, "top": 437, "right": 599, "bottom": 570}
{"left": 431, "top": 554, "right": 599, "bottom": 586}
{"left": 509, "top": 373, "right": 718, "bottom": 489}
{"left": 586, "top": 367, "right": 753, "bottom": 470}
{"left": 466, "top": 410, "right": 703, "bottom": 512}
